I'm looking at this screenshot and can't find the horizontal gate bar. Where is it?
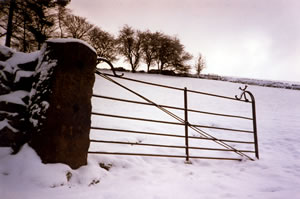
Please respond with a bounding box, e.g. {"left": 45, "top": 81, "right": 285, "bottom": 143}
{"left": 189, "top": 146, "right": 255, "bottom": 153}
{"left": 91, "top": 112, "right": 184, "bottom": 126}
{"left": 90, "top": 127, "right": 255, "bottom": 144}
{"left": 91, "top": 126, "right": 186, "bottom": 138}
{"left": 92, "top": 94, "right": 253, "bottom": 120}
{"left": 88, "top": 151, "right": 243, "bottom": 161}
{"left": 90, "top": 139, "right": 255, "bottom": 153}
{"left": 90, "top": 139, "right": 185, "bottom": 149}
{"left": 91, "top": 112, "right": 253, "bottom": 134}
{"left": 101, "top": 73, "right": 250, "bottom": 103}
{"left": 191, "top": 124, "right": 253, "bottom": 133}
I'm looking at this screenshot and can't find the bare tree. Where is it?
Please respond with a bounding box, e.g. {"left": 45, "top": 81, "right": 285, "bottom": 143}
{"left": 140, "top": 31, "right": 161, "bottom": 72}
{"left": 155, "top": 34, "right": 172, "bottom": 72}
{"left": 170, "top": 51, "right": 193, "bottom": 74}
{"left": 87, "top": 27, "right": 118, "bottom": 62}
{"left": 154, "top": 34, "right": 192, "bottom": 74}
{"left": 26, "top": 1, "right": 58, "bottom": 49}
{"left": 62, "top": 14, "right": 93, "bottom": 40}
{"left": 56, "top": 6, "right": 71, "bottom": 38}
{"left": 195, "top": 53, "right": 206, "bottom": 77}
{"left": 117, "top": 25, "right": 142, "bottom": 72}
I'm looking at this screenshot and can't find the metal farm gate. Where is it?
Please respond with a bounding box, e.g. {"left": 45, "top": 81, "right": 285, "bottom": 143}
{"left": 89, "top": 68, "right": 259, "bottom": 162}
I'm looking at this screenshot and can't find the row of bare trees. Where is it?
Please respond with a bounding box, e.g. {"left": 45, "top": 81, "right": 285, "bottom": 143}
{"left": 118, "top": 26, "right": 192, "bottom": 73}
{"left": 0, "top": 0, "right": 205, "bottom": 74}
{"left": 118, "top": 26, "right": 206, "bottom": 74}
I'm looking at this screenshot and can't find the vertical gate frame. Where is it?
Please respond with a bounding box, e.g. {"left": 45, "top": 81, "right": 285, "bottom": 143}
{"left": 184, "top": 87, "right": 190, "bottom": 162}
{"left": 235, "top": 86, "right": 259, "bottom": 159}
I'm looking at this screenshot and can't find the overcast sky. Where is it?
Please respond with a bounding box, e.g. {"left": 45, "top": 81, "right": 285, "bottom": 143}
{"left": 68, "top": 0, "right": 300, "bottom": 82}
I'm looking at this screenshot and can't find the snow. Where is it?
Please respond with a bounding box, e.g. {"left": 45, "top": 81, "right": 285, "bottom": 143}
{"left": 0, "top": 45, "right": 38, "bottom": 91}
{"left": 14, "top": 70, "right": 34, "bottom": 83}
{"left": 0, "top": 90, "right": 29, "bottom": 105}
{"left": 29, "top": 100, "right": 50, "bottom": 128}
{"left": 0, "top": 61, "right": 14, "bottom": 79}
{"left": 6, "top": 51, "right": 39, "bottom": 68}
{"left": 0, "top": 45, "right": 14, "bottom": 58}
{"left": 1, "top": 71, "right": 300, "bottom": 199}
{"left": 0, "top": 119, "right": 18, "bottom": 132}
{"left": 27, "top": 45, "right": 57, "bottom": 128}
{"left": 221, "top": 76, "right": 300, "bottom": 90}
{"left": 47, "top": 38, "right": 97, "bottom": 54}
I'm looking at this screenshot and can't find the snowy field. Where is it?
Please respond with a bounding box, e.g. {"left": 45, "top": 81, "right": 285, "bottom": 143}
{"left": 1, "top": 71, "right": 300, "bottom": 199}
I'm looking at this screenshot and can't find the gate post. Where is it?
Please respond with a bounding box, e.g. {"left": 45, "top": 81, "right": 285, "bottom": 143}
{"left": 28, "top": 39, "right": 96, "bottom": 169}
{"left": 184, "top": 87, "right": 190, "bottom": 162}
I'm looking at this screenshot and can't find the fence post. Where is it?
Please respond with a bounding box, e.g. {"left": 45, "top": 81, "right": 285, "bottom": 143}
{"left": 184, "top": 87, "right": 190, "bottom": 162}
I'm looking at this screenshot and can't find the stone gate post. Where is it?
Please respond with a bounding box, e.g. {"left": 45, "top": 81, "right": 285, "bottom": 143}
{"left": 28, "top": 39, "right": 96, "bottom": 169}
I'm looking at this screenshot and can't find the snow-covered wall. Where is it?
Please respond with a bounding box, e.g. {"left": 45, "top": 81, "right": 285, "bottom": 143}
{"left": 0, "top": 45, "right": 38, "bottom": 152}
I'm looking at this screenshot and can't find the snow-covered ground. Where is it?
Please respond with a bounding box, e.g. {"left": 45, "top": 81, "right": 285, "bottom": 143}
{"left": 1, "top": 71, "right": 300, "bottom": 199}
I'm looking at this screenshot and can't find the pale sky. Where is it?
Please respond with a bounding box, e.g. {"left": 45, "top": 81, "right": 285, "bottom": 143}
{"left": 68, "top": 0, "right": 300, "bottom": 82}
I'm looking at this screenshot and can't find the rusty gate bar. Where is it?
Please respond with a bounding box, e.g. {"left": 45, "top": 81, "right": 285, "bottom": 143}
{"left": 90, "top": 127, "right": 255, "bottom": 144}
{"left": 91, "top": 112, "right": 253, "bottom": 134}
{"left": 190, "top": 124, "right": 253, "bottom": 133}
{"left": 88, "top": 151, "right": 244, "bottom": 161}
{"left": 184, "top": 87, "right": 189, "bottom": 162}
{"left": 91, "top": 112, "right": 184, "bottom": 126}
{"left": 91, "top": 139, "right": 187, "bottom": 149}
{"left": 90, "top": 139, "right": 255, "bottom": 153}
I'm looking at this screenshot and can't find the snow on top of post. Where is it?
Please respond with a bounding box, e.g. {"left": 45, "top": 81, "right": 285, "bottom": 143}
{"left": 47, "top": 38, "right": 96, "bottom": 54}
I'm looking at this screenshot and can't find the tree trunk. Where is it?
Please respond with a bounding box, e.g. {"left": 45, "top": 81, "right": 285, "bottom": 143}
{"left": 23, "top": 17, "right": 27, "bottom": 52}
{"left": 5, "top": 0, "right": 16, "bottom": 47}
{"left": 129, "top": 56, "right": 136, "bottom": 73}
{"left": 58, "top": 7, "right": 64, "bottom": 38}
{"left": 159, "top": 62, "right": 165, "bottom": 74}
